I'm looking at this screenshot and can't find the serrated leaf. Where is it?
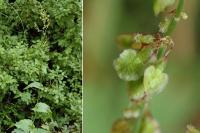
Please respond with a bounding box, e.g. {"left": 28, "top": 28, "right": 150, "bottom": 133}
{"left": 32, "top": 102, "right": 51, "bottom": 114}
{"left": 15, "top": 119, "right": 35, "bottom": 132}
{"left": 154, "top": 0, "right": 175, "bottom": 15}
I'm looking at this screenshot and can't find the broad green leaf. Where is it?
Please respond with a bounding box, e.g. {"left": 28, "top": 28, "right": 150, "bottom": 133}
{"left": 32, "top": 102, "right": 51, "bottom": 114}
{"left": 143, "top": 65, "right": 168, "bottom": 95}
{"left": 12, "top": 129, "right": 25, "bottom": 133}
{"left": 31, "top": 128, "right": 49, "bottom": 133}
{"left": 114, "top": 49, "right": 141, "bottom": 81}
{"left": 154, "top": 0, "right": 175, "bottom": 16}
{"left": 24, "top": 82, "right": 43, "bottom": 90}
{"left": 14, "top": 119, "right": 35, "bottom": 132}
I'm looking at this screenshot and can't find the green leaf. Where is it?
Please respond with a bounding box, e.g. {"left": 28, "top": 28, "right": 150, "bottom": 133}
{"left": 24, "top": 82, "right": 43, "bottom": 90}
{"left": 20, "top": 92, "right": 32, "bottom": 104}
{"left": 143, "top": 65, "right": 168, "bottom": 95}
{"left": 32, "top": 102, "right": 52, "bottom": 114}
{"left": 31, "top": 128, "right": 49, "bottom": 133}
{"left": 0, "top": 0, "right": 5, "bottom": 9}
{"left": 14, "top": 119, "right": 35, "bottom": 132}
{"left": 154, "top": 0, "right": 175, "bottom": 16}
{"left": 12, "top": 129, "right": 25, "bottom": 133}
{"left": 114, "top": 49, "right": 141, "bottom": 81}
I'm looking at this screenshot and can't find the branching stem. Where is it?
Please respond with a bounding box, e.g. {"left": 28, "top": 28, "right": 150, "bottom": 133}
{"left": 165, "top": 0, "right": 184, "bottom": 35}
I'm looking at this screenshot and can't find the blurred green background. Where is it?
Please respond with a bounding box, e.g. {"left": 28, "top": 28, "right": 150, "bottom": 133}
{"left": 83, "top": 0, "right": 200, "bottom": 133}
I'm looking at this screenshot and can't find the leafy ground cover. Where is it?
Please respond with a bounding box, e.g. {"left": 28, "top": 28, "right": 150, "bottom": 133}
{"left": 0, "top": 0, "right": 82, "bottom": 132}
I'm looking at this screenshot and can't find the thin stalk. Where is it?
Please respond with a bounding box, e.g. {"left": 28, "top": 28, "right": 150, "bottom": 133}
{"left": 165, "top": 0, "right": 184, "bottom": 35}
{"left": 133, "top": 103, "right": 146, "bottom": 133}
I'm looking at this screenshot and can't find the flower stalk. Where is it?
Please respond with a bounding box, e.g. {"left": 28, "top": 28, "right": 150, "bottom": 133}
{"left": 111, "top": 0, "right": 192, "bottom": 133}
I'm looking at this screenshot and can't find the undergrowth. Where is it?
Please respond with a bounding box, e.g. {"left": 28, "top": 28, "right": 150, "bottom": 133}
{"left": 0, "top": 0, "right": 82, "bottom": 132}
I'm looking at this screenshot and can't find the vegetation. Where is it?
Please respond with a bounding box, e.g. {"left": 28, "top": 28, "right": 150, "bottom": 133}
{"left": 111, "top": 0, "right": 200, "bottom": 132}
{"left": 0, "top": 0, "right": 82, "bottom": 132}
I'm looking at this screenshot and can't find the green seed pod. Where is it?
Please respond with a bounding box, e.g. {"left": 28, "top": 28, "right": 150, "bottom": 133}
{"left": 128, "top": 78, "right": 146, "bottom": 102}
{"left": 114, "top": 48, "right": 153, "bottom": 81}
{"left": 134, "top": 34, "right": 155, "bottom": 44}
{"left": 143, "top": 65, "right": 168, "bottom": 95}
{"left": 117, "top": 34, "right": 155, "bottom": 50}
{"left": 117, "top": 34, "right": 134, "bottom": 49}
{"left": 114, "top": 49, "right": 142, "bottom": 81}
{"left": 111, "top": 118, "right": 135, "bottom": 133}
{"left": 141, "top": 114, "right": 160, "bottom": 133}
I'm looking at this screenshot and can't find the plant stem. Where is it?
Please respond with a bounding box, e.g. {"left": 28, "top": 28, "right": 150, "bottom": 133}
{"left": 165, "top": 0, "right": 184, "bottom": 35}
{"left": 133, "top": 103, "right": 146, "bottom": 133}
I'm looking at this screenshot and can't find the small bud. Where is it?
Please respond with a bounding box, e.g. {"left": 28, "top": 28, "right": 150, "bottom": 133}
{"left": 123, "top": 109, "right": 140, "bottom": 119}
{"left": 174, "top": 17, "right": 180, "bottom": 22}
{"left": 143, "top": 65, "right": 168, "bottom": 95}
{"left": 131, "top": 43, "right": 142, "bottom": 50}
{"left": 117, "top": 34, "right": 133, "bottom": 48}
{"left": 181, "top": 12, "right": 188, "bottom": 20}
